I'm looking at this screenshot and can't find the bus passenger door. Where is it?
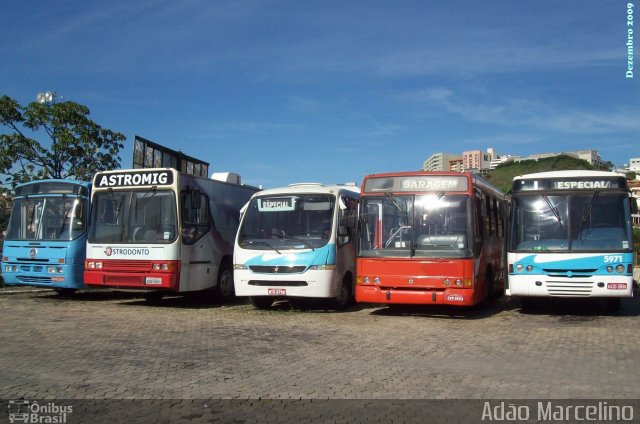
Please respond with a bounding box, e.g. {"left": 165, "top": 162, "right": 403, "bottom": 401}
{"left": 336, "top": 196, "right": 358, "bottom": 294}
{"left": 180, "top": 190, "right": 215, "bottom": 292}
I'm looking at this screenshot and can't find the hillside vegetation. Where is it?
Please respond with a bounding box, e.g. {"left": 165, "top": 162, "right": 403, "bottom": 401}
{"left": 485, "top": 155, "right": 597, "bottom": 193}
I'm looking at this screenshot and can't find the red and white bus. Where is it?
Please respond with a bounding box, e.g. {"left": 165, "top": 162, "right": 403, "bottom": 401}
{"left": 84, "top": 168, "right": 258, "bottom": 302}
{"left": 355, "top": 171, "right": 507, "bottom": 306}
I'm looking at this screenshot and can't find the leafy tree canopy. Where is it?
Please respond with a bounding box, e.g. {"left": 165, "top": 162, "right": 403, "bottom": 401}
{"left": 0, "top": 95, "right": 125, "bottom": 189}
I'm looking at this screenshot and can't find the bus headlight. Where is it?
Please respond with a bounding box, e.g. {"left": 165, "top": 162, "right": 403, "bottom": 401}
{"left": 86, "top": 261, "right": 103, "bottom": 270}
{"left": 443, "top": 278, "right": 451, "bottom": 286}
{"left": 516, "top": 264, "right": 524, "bottom": 272}
{"left": 525, "top": 265, "right": 533, "bottom": 272}
{"left": 455, "top": 279, "right": 463, "bottom": 287}
{"left": 373, "top": 277, "right": 381, "bottom": 285}
{"left": 615, "top": 265, "right": 625, "bottom": 273}
{"left": 606, "top": 266, "right": 614, "bottom": 273}
{"left": 233, "top": 264, "right": 248, "bottom": 270}
{"left": 363, "top": 276, "right": 370, "bottom": 284}
{"left": 4, "top": 265, "right": 17, "bottom": 272}
{"left": 47, "top": 266, "right": 63, "bottom": 274}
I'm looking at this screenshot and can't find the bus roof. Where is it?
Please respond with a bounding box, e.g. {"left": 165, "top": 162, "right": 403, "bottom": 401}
{"left": 514, "top": 170, "right": 626, "bottom": 180}
{"left": 361, "top": 171, "right": 504, "bottom": 198}
{"left": 13, "top": 179, "right": 91, "bottom": 197}
{"left": 251, "top": 183, "right": 360, "bottom": 198}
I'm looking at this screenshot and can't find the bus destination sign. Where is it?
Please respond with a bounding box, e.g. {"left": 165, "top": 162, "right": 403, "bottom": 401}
{"left": 257, "top": 197, "right": 296, "bottom": 212}
{"left": 364, "top": 176, "right": 469, "bottom": 193}
{"left": 95, "top": 170, "right": 174, "bottom": 188}
{"left": 514, "top": 177, "right": 626, "bottom": 192}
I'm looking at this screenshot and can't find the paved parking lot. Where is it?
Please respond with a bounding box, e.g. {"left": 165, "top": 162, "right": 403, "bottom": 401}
{"left": 0, "top": 289, "right": 638, "bottom": 421}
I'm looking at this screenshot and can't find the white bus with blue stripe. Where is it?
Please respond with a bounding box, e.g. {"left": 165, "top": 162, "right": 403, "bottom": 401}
{"left": 506, "top": 171, "right": 636, "bottom": 309}
{"left": 234, "top": 183, "right": 359, "bottom": 309}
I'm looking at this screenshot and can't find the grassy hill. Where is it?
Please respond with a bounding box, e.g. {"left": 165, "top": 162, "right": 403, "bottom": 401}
{"left": 485, "top": 155, "right": 596, "bottom": 193}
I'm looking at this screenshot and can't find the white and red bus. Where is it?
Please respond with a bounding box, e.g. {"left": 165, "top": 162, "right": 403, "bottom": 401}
{"left": 84, "top": 168, "right": 258, "bottom": 301}
{"left": 355, "top": 171, "right": 507, "bottom": 306}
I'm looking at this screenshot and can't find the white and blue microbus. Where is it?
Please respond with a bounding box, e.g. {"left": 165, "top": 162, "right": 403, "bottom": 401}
{"left": 506, "top": 170, "right": 636, "bottom": 309}
{"left": 234, "top": 183, "right": 360, "bottom": 309}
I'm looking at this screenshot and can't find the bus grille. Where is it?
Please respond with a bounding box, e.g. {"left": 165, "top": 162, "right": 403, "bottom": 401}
{"left": 249, "top": 265, "right": 306, "bottom": 274}
{"left": 248, "top": 281, "right": 308, "bottom": 287}
{"left": 545, "top": 281, "right": 593, "bottom": 296}
{"left": 17, "top": 276, "right": 52, "bottom": 284}
{"left": 102, "top": 260, "right": 152, "bottom": 272}
{"left": 543, "top": 268, "right": 597, "bottom": 278}
{"left": 19, "top": 266, "right": 44, "bottom": 272}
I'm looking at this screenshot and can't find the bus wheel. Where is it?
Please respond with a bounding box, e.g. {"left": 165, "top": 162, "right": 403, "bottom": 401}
{"left": 54, "top": 288, "right": 77, "bottom": 297}
{"left": 483, "top": 268, "right": 494, "bottom": 301}
{"left": 606, "top": 298, "right": 621, "bottom": 312}
{"left": 330, "top": 277, "right": 353, "bottom": 310}
{"left": 216, "top": 264, "right": 235, "bottom": 303}
{"left": 250, "top": 296, "right": 273, "bottom": 309}
{"left": 144, "top": 291, "right": 164, "bottom": 303}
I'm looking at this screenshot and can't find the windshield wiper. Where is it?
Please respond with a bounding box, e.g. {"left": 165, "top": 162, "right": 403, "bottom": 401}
{"left": 579, "top": 190, "right": 600, "bottom": 239}
{"left": 384, "top": 192, "right": 408, "bottom": 216}
{"left": 542, "top": 195, "right": 563, "bottom": 229}
{"left": 242, "top": 237, "right": 282, "bottom": 254}
{"left": 581, "top": 190, "right": 600, "bottom": 224}
{"left": 271, "top": 233, "right": 315, "bottom": 251}
{"left": 136, "top": 186, "right": 157, "bottom": 209}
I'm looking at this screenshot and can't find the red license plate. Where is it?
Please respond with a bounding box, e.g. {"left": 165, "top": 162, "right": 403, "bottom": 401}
{"left": 607, "top": 283, "right": 627, "bottom": 290}
{"left": 268, "top": 288, "right": 286, "bottom": 296}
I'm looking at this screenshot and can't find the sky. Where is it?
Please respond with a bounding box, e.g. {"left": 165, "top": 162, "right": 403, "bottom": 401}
{"left": 1, "top": 0, "right": 639, "bottom": 189}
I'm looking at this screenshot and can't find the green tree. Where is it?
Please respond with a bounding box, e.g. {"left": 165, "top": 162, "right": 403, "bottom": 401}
{"left": 0, "top": 95, "right": 125, "bottom": 188}
{"left": 626, "top": 171, "right": 637, "bottom": 180}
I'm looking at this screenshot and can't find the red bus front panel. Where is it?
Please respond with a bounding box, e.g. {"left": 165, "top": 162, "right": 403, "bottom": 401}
{"left": 356, "top": 257, "right": 481, "bottom": 306}
{"left": 84, "top": 259, "right": 180, "bottom": 291}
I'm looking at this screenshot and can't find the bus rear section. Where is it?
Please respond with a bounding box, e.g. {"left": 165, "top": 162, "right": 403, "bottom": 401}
{"left": 355, "top": 172, "right": 506, "bottom": 307}
{"left": 1, "top": 180, "right": 91, "bottom": 296}
{"left": 84, "top": 168, "right": 258, "bottom": 301}
{"left": 234, "top": 183, "right": 359, "bottom": 309}
{"left": 507, "top": 171, "right": 635, "bottom": 309}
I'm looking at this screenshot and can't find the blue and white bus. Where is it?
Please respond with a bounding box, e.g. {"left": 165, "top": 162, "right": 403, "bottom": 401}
{"left": 506, "top": 171, "right": 636, "bottom": 309}
{"left": 1, "top": 180, "right": 91, "bottom": 296}
{"left": 234, "top": 183, "right": 360, "bottom": 309}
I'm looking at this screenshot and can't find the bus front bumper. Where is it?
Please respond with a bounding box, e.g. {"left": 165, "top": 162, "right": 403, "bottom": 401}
{"left": 84, "top": 270, "right": 179, "bottom": 291}
{"left": 506, "top": 274, "right": 634, "bottom": 297}
{"left": 355, "top": 285, "right": 476, "bottom": 306}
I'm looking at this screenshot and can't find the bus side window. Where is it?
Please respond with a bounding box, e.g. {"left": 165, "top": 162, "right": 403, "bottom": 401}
{"left": 338, "top": 196, "right": 357, "bottom": 245}
{"left": 181, "top": 191, "right": 210, "bottom": 245}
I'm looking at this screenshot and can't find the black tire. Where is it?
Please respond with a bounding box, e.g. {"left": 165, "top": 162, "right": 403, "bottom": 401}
{"left": 216, "top": 262, "right": 235, "bottom": 303}
{"left": 54, "top": 288, "right": 77, "bottom": 297}
{"left": 483, "top": 268, "right": 494, "bottom": 302}
{"left": 250, "top": 296, "right": 273, "bottom": 309}
{"left": 144, "top": 291, "right": 164, "bottom": 303}
{"left": 606, "top": 297, "right": 622, "bottom": 312}
{"left": 329, "top": 277, "right": 353, "bottom": 310}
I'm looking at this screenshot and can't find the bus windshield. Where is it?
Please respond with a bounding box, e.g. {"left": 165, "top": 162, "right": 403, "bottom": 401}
{"left": 6, "top": 196, "right": 88, "bottom": 241}
{"left": 89, "top": 189, "right": 177, "bottom": 244}
{"left": 238, "top": 194, "right": 334, "bottom": 250}
{"left": 509, "top": 193, "right": 633, "bottom": 251}
{"left": 358, "top": 194, "right": 471, "bottom": 258}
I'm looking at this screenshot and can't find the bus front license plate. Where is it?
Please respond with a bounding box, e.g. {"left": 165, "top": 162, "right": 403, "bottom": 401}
{"left": 145, "top": 277, "right": 162, "bottom": 285}
{"left": 607, "top": 283, "right": 627, "bottom": 290}
{"left": 268, "top": 288, "right": 286, "bottom": 296}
